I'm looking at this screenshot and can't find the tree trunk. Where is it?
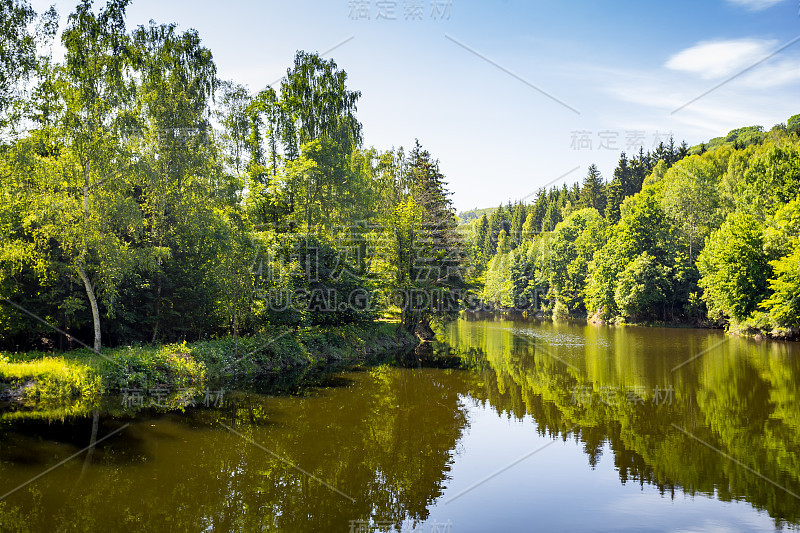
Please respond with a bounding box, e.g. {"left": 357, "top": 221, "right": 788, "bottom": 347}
{"left": 76, "top": 265, "right": 101, "bottom": 353}
{"left": 81, "top": 410, "right": 100, "bottom": 475}
{"left": 151, "top": 280, "right": 161, "bottom": 343}
{"left": 233, "top": 281, "right": 239, "bottom": 358}
{"left": 414, "top": 318, "right": 436, "bottom": 341}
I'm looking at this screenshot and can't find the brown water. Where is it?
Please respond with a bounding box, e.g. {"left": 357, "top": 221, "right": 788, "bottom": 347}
{"left": 1, "top": 317, "right": 799, "bottom": 532}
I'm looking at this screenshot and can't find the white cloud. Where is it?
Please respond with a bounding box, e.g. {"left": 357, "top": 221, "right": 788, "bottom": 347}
{"left": 666, "top": 39, "right": 776, "bottom": 79}
{"left": 738, "top": 58, "right": 800, "bottom": 88}
{"left": 595, "top": 62, "right": 793, "bottom": 140}
{"left": 726, "top": 0, "right": 785, "bottom": 10}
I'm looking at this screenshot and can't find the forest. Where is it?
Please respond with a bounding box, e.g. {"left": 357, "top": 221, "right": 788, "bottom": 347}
{"left": 469, "top": 117, "right": 800, "bottom": 337}
{"left": 0, "top": 0, "right": 466, "bottom": 355}
{"left": 2, "top": 0, "right": 799, "bottom": 361}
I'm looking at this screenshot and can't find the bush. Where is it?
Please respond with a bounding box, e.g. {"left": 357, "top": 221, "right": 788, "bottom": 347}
{"left": 100, "top": 343, "right": 206, "bottom": 390}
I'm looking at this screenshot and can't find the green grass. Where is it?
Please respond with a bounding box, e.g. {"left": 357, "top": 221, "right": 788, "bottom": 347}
{"left": 0, "top": 354, "right": 100, "bottom": 401}
{"left": 0, "top": 322, "right": 415, "bottom": 404}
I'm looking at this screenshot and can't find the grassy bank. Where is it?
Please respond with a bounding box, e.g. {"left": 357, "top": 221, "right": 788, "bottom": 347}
{"left": 0, "top": 322, "right": 416, "bottom": 404}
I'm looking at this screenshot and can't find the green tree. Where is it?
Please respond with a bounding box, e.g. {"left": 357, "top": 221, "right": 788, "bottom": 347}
{"left": 758, "top": 198, "right": 800, "bottom": 329}
{"left": 585, "top": 191, "right": 672, "bottom": 320}
{"left": 549, "top": 208, "right": 605, "bottom": 317}
{"left": 278, "top": 51, "right": 362, "bottom": 159}
{"left": 376, "top": 143, "right": 464, "bottom": 334}
{"left": 0, "top": 0, "right": 57, "bottom": 123}
{"left": 216, "top": 81, "right": 252, "bottom": 187}
{"left": 40, "top": 0, "right": 135, "bottom": 351}
{"left": 614, "top": 252, "right": 669, "bottom": 321}
{"left": 738, "top": 142, "right": 800, "bottom": 219}
{"left": 131, "top": 20, "right": 219, "bottom": 342}
{"left": 697, "top": 212, "right": 770, "bottom": 323}
{"left": 788, "top": 114, "right": 800, "bottom": 136}
{"left": 482, "top": 230, "right": 513, "bottom": 307}
{"left": 509, "top": 202, "right": 527, "bottom": 246}
{"left": 472, "top": 214, "right": 489, "bottom": 269}
{"left": 605, "top": 177, "right": 623, "bottom": 224}
{"left": 760, "top": 248, "right": 800, "bottom": 329}
{"left": 579, "top": 164, "right": 605, "bottom": 215}
{"left": 661, "top": 154, "right": 723, "bottom": 264}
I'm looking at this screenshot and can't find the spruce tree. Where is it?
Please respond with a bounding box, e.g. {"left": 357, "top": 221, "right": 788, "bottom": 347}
{"left": 510, "top": 202, "right": 527, "bottom": 247}
{"left": 404, "top": 140, "right": 465, "bottom": 331}
{"left": 605, "top": 177, "right": 623, "bottom": 224}
{"left": 580, "top": 164, "right": 605, "bottom": 215}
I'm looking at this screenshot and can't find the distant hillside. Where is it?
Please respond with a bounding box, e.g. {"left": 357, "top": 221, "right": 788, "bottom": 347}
{"left": 457, "top": 114, "right": 800, "bottom": 223}
{"left": 457, "top": 207, "right": 497, "bottom": 225}
{"left": 690, "top": 113, "right": 800, "bottom": 154}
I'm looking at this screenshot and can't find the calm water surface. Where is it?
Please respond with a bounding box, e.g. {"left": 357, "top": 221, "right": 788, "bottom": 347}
{"left": 1, "top": 318, "right": 799, "bottom": 532}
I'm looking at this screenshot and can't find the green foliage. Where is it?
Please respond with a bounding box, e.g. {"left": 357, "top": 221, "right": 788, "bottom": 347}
{"left": 614, "top": 252, "right": 669, "bottom": 321}
{"left": 693, "top": 125, "right": 766, "bottom": 153}
{"left": 586, "top": 189, "right": 673, "bottom": 320}
{"left": 760, "top": 248, "right": 800, "bottom": 329}
{"left": 0, "top": 355, "right": 100, "bottom": 401}
{"left": 457, "top": 115, "right": 800, "bottom": 333}
{"left": 738, "top": 142, "right": 800, "bottom": 218}
{"left": 579, "top": 164, "right": 605, "bottom": 215}
{"left": 0, "top": 0, "right": 467, "bottom": 351}
{"left": 482, "top": 231, "right": 513, "bottom": 307}
{"left": 660, "top": 153, "right": 725, "bottom": 263}
{"left": 0, "top": 0, "right": 55, "bottom": 119}
{"left": 1, "top": 0, "right": 798, "bottom": 348}
{"left": 697, "top": 212, "right": 770, "bottom": 323}
{"left": 757, "top": 199, "right": 800, "bottom": 330}
{"left": 549, "top": 208, "right": 605, "bottom": 315}
{"left": 373, "top": 145, "right": 465, "bottom": 331}
{"left": 457, "top": 206, "right": 496, "bottom": 225}
{"left": 788, "top": 114, "right": 800, "bottom": 136}
{"left": 100, "top": 343, "right": 206, "bottom": 390}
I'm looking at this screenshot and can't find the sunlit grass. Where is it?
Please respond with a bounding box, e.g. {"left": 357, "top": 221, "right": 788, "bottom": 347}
{"left": 0, "top": 354, "right": 100, "bottom": 401}
{"left": 0, "top": 322, "right": 414, "bottom": 405}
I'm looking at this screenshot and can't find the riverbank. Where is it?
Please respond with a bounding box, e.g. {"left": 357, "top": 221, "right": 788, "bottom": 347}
{"left": 464, "top": 309, "right": 799, "bottom": 341}
{"left": 0, "top": 322, "right": 416, "bottom": 404}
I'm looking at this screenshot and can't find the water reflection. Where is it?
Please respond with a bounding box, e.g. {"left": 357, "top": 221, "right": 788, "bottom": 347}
{"left": 0, "top": 360, "right": 473, "bottom": 531}
{"left": 443, "top": 317, "right": 800, "bottom": 528}
{"left": 0, "top": 319, "right": 799, "bottom": 531}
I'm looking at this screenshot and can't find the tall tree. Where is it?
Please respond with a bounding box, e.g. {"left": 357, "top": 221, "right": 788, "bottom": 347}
{"left": 53, "top": 0, "right": 134, "bottom": 351}
{"left": 661, "top": 155, "right": 722, "bottom": 264}
{"left": 131, "top": 20, "right": 218, "bottom": 342}
{"left": 509, "top": 202, "right": 527, "bottom": 246}
{"left": 379, "top": 142, "right": 465, "bottom": 335}
{"left": 605, "top": 177, "right": 623, "bottom": 224}
{"left": 698, "top": 212, "right": 770, "bottom": 323}
{"left": 278, "top": 51, "right": 362, "bottom": 159}
{"left": 580, "top": 164, "right": 605, "bottom": 215}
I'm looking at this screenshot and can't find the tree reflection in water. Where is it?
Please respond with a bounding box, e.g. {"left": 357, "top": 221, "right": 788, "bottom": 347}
{"left": 1, "top": 319, "right": 799, "bottom": 531}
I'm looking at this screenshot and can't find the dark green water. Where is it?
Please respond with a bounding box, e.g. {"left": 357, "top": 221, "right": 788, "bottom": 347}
{"left": 1, "top": 318, "right": 799, "bottom": 532}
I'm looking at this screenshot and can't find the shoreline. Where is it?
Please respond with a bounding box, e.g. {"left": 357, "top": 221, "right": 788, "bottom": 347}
{"left": 461, "top": 309, "right": 799, "bottom": 341}
{"left": 0, "top": 322, "right": 417, "bottom": 405}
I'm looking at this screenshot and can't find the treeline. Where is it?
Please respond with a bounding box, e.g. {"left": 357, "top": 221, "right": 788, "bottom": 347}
{"left": 0, "top": 0, "right": 465, "bottom": 351}
{"left": 471, "top": 117, "right": 800, "bottom": 336}
{"left": 470, "top": 140, "right": 687, "bottom": 268}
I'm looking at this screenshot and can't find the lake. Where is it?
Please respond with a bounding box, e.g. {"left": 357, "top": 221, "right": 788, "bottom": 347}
{"left": 1, "top": 317, "right": 799, "bottom": 532}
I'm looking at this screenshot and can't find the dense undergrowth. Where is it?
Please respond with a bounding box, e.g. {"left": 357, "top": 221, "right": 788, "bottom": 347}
{"left": 0, "top": 323, "right": 415, "bottom": 404}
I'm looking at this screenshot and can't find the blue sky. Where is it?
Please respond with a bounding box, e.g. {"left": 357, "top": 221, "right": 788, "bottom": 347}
{"left": 30, "top": 0, "right": 800, "bottom": 211}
